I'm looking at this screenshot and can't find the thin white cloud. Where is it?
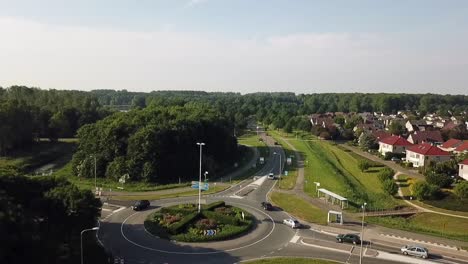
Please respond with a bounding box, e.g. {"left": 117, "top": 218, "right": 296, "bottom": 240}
{"left": 185, "top": 0, "right": 209, "bottom": 8}
{"left": 0, "top": 17, "right": 467, "bottom": 94}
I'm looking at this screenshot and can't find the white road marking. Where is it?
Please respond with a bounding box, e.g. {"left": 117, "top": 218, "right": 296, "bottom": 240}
{"left": 290, "top": 235, "right": 300, "bottom": 244}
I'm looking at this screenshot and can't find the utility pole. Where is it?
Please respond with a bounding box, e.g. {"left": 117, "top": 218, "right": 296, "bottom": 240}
{"left": 360, "top": 202, "right": 367, "bottom": 264}
{"left": 196, "top": 142, "right": 205, "bottom": 213}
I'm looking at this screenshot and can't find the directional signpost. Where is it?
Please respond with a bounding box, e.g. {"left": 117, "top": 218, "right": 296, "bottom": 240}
{"left": 191, "top": 181, "right": 209, "bottom": 191}
{"left": 204, "top": 229, "right": 217, "bottom": 236}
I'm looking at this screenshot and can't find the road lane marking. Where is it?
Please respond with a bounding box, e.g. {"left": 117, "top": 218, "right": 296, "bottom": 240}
{"left": 290, "top": 235, "right": 300, "bottom": 244}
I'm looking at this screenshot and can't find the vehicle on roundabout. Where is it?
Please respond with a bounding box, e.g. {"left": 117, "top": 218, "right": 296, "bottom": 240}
{"left": 336, "top": 233, "right": 360, "bottom": 244}
{"left": 132, "top": 200, "right": 150, "bottom": 211}
{"left": 283, "top": 218, "right": 300, "bottom": 228}
{"left": 261, "top": 202, "right": 273, "bottom": 210}
{"left": 400, "top": 245, "right": 429, "bottom": 259}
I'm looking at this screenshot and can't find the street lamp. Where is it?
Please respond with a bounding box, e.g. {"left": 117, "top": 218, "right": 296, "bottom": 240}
{"left": 81, "top": 227, "right": 99, "bottom": 264}
{"left": 196, "top": 142, "right": 205, "bottom": 213}
{"left": 273, "top": 152, "right": 282, "bottom": 188}
{"left": 359, "top": 202, "right": 367, "bottom": 264}
{"left": 313, "top": 182, "right": 321, "bottom": 197}
{"left": 204, "top": 171, "right": 208, "bottom": 182}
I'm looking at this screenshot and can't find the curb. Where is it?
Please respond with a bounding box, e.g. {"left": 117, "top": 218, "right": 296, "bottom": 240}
{"left": 380, "top": 233, "right": 467, "bottom": 252}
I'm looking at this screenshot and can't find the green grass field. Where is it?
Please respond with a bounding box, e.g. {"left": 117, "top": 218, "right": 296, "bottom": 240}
{"left": 115, "top": 185, "right": 229, "bottom": 200}
{"left": 367, "top": 212, "right": 468, "bottom": 242}
{"left": 270, "top": 192, "right": 328, "bottom": 225}
{"left": 244, "top": 258, "right": 339, "bottom": 264}
{"left": 280, "top": 136, "right": 399, "bottom": 210}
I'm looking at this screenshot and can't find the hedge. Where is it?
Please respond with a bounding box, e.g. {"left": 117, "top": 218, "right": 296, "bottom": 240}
{"left": 202, "top": 210, "right": 239, "bottom": 226}
{"left": 203, "top": 201, "right": 226, "bottom": 211}
{"left": 167, "top": 212, "right": 199, "bottom": 234}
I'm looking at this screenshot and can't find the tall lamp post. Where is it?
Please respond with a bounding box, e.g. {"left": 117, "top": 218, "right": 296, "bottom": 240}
{"left": 196, "top": 142, "right": 205, "bottom": 213}
{"left": 90, "top": 155, "right": 97, "bottom": 191}
{"left": 81, "top": 227, "right": 99, "bottom": 264}
{"left": 359, "top": 202, "right": 367, "bottom": 264}
{"left": 204, "top": 171, "right": 208, "bottom": 182}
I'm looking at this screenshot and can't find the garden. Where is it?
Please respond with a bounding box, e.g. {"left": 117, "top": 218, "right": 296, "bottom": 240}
{"left": 144, "top": 201, "right": 254, "bottom": 242}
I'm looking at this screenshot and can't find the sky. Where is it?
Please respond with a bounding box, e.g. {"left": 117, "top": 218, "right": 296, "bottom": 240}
{"left": 0, "top": 0, "right": 467, "bottom": 94}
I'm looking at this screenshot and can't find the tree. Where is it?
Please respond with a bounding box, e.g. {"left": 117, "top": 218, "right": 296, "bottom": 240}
{"left": 382, "top": 179, "right": 398, "bottom": 196}
{"left": 359, "top": 133, "right": 378, "bottom": 150}
{"left": 358, "top": 160, "right": 371, "bottom": 172}
{"left": 411, "top": 181, "right": 440, "bottom": 200}
{"left": 388, "top": 121, "right": 405, "bottom": 136}
{"left": 454, "top": 181, "right": 468, "bottom": 200}
{"left": 425, "top": 171, "right": 452, "bottom": 188}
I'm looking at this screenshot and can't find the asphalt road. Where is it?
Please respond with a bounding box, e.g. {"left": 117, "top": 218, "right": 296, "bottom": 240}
{"left": 98, "top": 143, "right": 467, "bottom": 264}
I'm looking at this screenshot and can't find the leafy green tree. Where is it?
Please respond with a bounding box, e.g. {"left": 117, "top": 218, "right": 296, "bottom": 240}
{"left": 388, "top": 121, "right": 405, "bottom": 135}
{"left": 359, "top": 133, "right": 378, "bottom": 150}
{"left": 425, "top": 171, "right": 452, "bottom": 188}
{"left": 411, "top": 181, "right": 440, "bottom": 200}
{"left": 358, "top": 160, "right": 371, "bottom": 172}
{"left": 454, "top": 181, "right": 468, "bottom": 200}
{"left": 382, "top": 179, "right": 398, "bottom": 196}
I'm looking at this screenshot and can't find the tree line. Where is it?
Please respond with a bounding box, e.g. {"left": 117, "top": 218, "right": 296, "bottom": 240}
{"left": 72, "top": 103, "right": 240, "bottom": 184}
{"left": 0, "top": 86, "right": 111, "bottom": 155}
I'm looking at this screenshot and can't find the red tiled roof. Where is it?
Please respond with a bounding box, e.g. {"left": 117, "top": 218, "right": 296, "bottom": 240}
{"left": 440, "top": 139, "right": 462, "bottom": 149}
{"left": 455, "top": 141, "right": 468, "bottom": 152}
{"left": 408, "top": 130, "right": 443, "bottom": 144}
{"left": 407, "top": 143, "right": 451, "bottom": 156}
{"left": 379, "top": 135, "right": 413, "bottom": 146}
{"left": 372, "top": 131, "right": 391, "bottom": 140}
{"left": 442, "top": 122, "right": 458, "bottom": 130}
{"left": 460, "top": 159, "right": 468, "bottom": 165}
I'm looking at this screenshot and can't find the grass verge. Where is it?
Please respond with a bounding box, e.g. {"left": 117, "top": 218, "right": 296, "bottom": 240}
{"left": 367, "top": 212, "right": 468, "bottom": 242}
{"left": 114, "top": 185, "right": 229, "bottom": 201}
{"left": 270, "top": 192, "right": 327, "bottom": 225}
{"left": 269, "top": 131, "right": 298, "bottom": 190}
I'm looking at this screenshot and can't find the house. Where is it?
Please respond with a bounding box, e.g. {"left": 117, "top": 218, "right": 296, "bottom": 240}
{"left": 438, "top": 139, "right": 463, "bottom": 152}
{"left": 454, "top": 141, "right": 468, "bottom": 154}
{"left": 371, "top": 130, "right": 391, "bottom": 141}
{"left": 405, "top": 120, "right": 432, "bottom": 132}
{"left": 459, "top": 159, "right": 468, "bottom": 181}
{"left": 378, "top": 135, "right": 413, "bottom": 155}
{"left": 407, "top": 130, "right": 443, "bottom": 145}
{"left": 406, "top": 143, "right": 451, "bottom": 167}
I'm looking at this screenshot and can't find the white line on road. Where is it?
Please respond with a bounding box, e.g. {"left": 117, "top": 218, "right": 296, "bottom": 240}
{"left": 290, "top": 235, "right": 300, "bottom": 244}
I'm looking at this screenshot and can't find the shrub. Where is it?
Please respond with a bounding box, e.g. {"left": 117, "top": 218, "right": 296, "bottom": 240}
{"left": 378, "top": 168, "right": 394, "bottom": 182}
{"left": 358, "top": 160, "right": 371, "bottom": 172}
{"left": 454, "top": 181, "right": 468, "bottom": 200}
{"left": 382, "top": 179, "right": 398, "bottom": 196}
{"left": 167, "top": 212, "right": 199, "bottom": 235}
{"left": 163, "top": 213, "right": 182, "bottom": 225}
{"left": 214, "top": 206, "right": 233, "bottom": 215}
{"left": 195, "top": 218, "right": 217, "bottom": 230}
{"left": 411, "top": 181, "right": 440, "bottom": 200}
{"left": 202, "top": 210, "right": 239, "bottom": 225}
{"left": 204, "top": 201, "right": 225, "bottom": 211}
{"left": 425, "top": 171, "right": 453, "bottom": 188}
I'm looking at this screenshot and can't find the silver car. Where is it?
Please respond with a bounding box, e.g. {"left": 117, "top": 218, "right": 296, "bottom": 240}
{"left": 401, "top": 245, "right": 429, "bottom": 259}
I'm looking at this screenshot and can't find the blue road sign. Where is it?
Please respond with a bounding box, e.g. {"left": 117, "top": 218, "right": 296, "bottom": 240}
{"left": 204, "top": 229, "right": 217, "bottom": 236}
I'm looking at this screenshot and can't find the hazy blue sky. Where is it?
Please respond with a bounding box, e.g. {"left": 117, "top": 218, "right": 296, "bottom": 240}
{"left": 0, "top": 0, "right": 467, "bottom": 94}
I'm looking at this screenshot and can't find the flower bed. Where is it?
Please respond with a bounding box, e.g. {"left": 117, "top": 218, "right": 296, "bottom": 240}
{"left": 144, "top": 201, "right": 254, "bottom": 242}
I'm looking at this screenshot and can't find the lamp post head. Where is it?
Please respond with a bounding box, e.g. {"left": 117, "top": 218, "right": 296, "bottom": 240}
{"left": 91, "top": 227, "right": 99, "bottom": 230}
{"left": 197, "top": 142, "right": 205, "bottom": 146}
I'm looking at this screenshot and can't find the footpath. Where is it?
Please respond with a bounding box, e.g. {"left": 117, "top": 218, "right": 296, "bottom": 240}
{"left": 271, "top": 135, "right": 468, "bottom": 261}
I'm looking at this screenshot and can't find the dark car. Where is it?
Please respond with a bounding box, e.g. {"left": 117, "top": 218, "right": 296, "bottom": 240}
{"left": 261, "top": 202, "right": 273, "bottom": 210}
{"left": 336, "top": 234, "right": 360, "bottom": 245}
{"left": 132, "top": 200, "right": 150, "bottom": 211}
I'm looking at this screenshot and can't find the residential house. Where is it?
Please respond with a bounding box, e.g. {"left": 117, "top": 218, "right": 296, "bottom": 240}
{"left": 378, "top": 135, "right": 413, "bottom": 155}
{"left": 459, "top": 159, "right": 468, "bottom": 181}
{"left": 405, "top": 120, "right": 433, "bottom": 132}
{"left": 407, "top": 130, "right": 443, "bottom": 145}
{"left": 438, "top": 139, "right": 463, "bottom": 152}
{"left": 454, "top": 141, "right": 468, "bottom": 154}
{"left": 371, "top": 130, "right": 391, "bottom": 141}
{"left": 406, "top": 143, "right": 451, "bottom": 167}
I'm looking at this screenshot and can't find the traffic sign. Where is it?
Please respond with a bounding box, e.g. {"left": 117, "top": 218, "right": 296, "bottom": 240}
{"left": 204, "top": 229, "right": 217, "bottom": 236}
{"left": 284, "top": 171, "right": 288, "bottom": 176}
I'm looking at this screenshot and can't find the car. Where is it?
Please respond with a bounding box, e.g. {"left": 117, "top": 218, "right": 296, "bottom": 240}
{"left": 336, "top": 234, "right": 360, "bottom": 245}
{"left": 261, "top": 202, "right": 273, "bottom": 210}
{"left": 391, "top": 157, "right": 401, "bottom": 162}
{"left": 283, "top": 218, "right": 300, "bottom": 228}
{"left": 400, "top": 245, "right": 429, "bottom": 259}
{"left": 267, "top": 173, "right": 275, "bottom": 180}
{"left": 132, "top": 200, "right": 150, "bottom": 211}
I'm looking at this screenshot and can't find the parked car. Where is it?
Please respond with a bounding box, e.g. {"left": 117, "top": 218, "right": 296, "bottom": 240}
{"left": 391, "top": 157, "right": 401, "bottom": 162}
{"left": 267, "top": 173, "right": 275, "bottom": 179}
{"left": 132, "top": 200, "right": 150, "bottom": 211}
{"left": 283, "top": 218, "right": 301, "bottom": 228}
{"left": 261, "top": 202, "right": 273, "bottom": 210}
{"left": 400, "top": 245, "right": 429, "bottom": 259}
{"left": 336, "top": 234, "right": 360, "bottom": 244}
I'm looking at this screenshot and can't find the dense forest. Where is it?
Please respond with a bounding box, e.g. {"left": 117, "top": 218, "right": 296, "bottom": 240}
{"left": 72, "top": 103, "right": 240, "bottom": 184}
{"left": 0, "top": 86, "right": 111, "bottom": 155}
{"left": 0, "top": 175, "right": 102, "bottom": 264}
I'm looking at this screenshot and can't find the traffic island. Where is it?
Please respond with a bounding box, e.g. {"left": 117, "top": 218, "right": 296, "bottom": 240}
{"left": 144, "top": 201, "right": 254, "bottom": 242}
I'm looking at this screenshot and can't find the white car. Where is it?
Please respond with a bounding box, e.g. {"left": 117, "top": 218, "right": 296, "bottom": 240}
{"left": 401, "top": 245, "right": 429, "bottom": 259}
{"left": 267, "top": 173, "right": 275, "bottom": 180}
{"left": 283, "top": 218, "right": 300, "bottom": 228}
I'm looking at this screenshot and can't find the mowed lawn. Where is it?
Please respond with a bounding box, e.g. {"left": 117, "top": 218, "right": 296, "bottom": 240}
{"left": 245, "top": 258, "right": 339, "bottom": 264}
{"left": 238, "top": 132, "right": 270, "bottom": 159}
{"left": 285, "top": 137, "right": 399, "bottom": 210}
{"left": 270, "top": 192, "right": 327, "bottom": 225}
{"left": 368, "top": 213, "right": 468, "bottom": 242}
